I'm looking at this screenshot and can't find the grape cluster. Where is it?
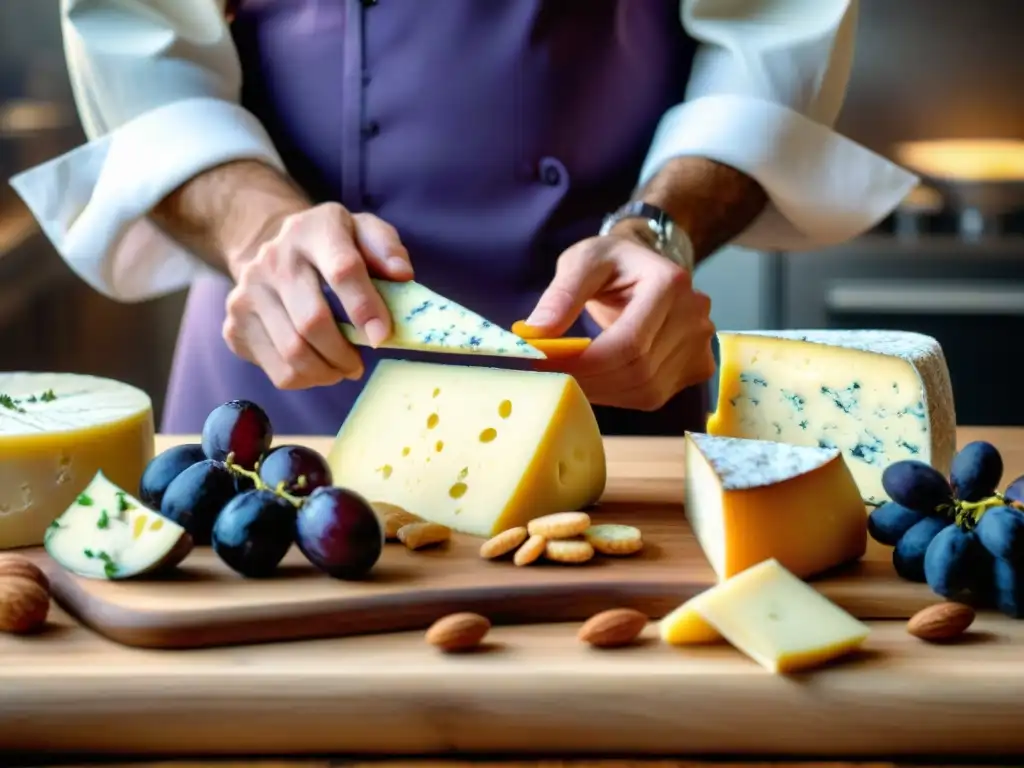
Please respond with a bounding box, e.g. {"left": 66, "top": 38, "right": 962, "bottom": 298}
{"left": 138, "top": 400, "right": 383, "bottom": 579}
{"left": 868, "top": 441, "right": 1024, "bottom": 617}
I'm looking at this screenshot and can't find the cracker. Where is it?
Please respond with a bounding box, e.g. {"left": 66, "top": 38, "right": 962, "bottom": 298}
{"left": 527, "top": 511, "right": 591, "bottom": 539}
{"left": 584, "top": 524, "right": 643, "bottom": 556}
{"left": 513, "top": 534, "right": 547, "bottom": 566}
{"left": 397, "top": 521, "right": 450, "bottom": 550}
{"left": 479, "top": 526, "right": 529, "bottom": 559}
{"left": 544, "top": 538, "right": 594, "bottom": 564}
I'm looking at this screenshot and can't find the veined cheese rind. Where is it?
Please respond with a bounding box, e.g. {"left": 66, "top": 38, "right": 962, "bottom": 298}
{"left": 0, "top": 373, "right": 155, "bottom": 550}
{"left": 327, "top": 360, "right": 607, "bottom": 537}
{"left": 689, "top": 558, "right": 871, "bottom": 674}
{"left": 659, "top": 599, "right": 723, "bottom": 645}
{"left": 340, "top": 279, "right": 545, "bottom": 359}
{"left": 684, "top": 432, "right": 867, "bottom": 581}
{"left": 706, "top": 329, "right": 956, "bottom": 505}
{"left": 44, "top": 471, "right": 192, "bottom": 580}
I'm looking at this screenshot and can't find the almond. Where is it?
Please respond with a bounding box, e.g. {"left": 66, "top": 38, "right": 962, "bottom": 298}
{"left": 0, "top": 554, "right": 49, "bottom": 592}
{"left": 578, "top": 608, "right": 648, "bottom": 648}
{"left": 425, "top": 612, "right": 491, "bottom": 652}
{"left": 397, "top": 521, "right": 451, "bottom": 550}
{"left": 907, "top": 602, "right": 975, "bottom": 641}
{"left": 0, "top": 577, "right": 50, "bottom": 634}
{"left": 371, "top": 502, "right": 423, "bottom": 541}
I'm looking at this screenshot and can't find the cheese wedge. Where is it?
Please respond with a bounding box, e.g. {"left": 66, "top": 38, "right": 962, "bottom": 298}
{"left": 339, "top": 279, "right": 544, "bottom": 359}
{"left": 0, "top": 372, "right": 155, "bottom": 550}
{"left": 659, "top": 600, "right": 723, "bottom": 645}
{"left": 327, "top": 360, "right": 606, "bottom": 537}
{"left": 685, "top": 432, "right": 866, "bottom": 581}
{"left": 44, "top": 471, "right": 192, "bottom": 580}
{"left": 706, "top": 330, "right": 956, "bottom": 505}
{"left": 687, "top": 558, "right": 871, "bottom": 674}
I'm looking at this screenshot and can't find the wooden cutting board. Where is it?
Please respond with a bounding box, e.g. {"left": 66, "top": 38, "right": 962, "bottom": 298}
{"left": 33, "top": 435, "right": 941, "bottom": 649}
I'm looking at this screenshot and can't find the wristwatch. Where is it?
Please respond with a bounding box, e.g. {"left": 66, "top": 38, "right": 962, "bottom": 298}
{"left": 599, "top": 201, "right": 694, "bottom": 271}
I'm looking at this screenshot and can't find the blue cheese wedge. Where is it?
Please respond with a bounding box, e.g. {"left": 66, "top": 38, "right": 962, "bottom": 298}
{"left": 339, "top": 279, "right": 544, "bottom": 359}
{"left": 707, "top": 330, "right": 956, "bottom": 505}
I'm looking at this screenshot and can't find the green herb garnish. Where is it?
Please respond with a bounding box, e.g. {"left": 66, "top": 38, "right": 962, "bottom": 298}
{"left": 39, "top": 389, "right": 57, "bottom": 402}
{"left": 77, "top": 493, "right": 93, "bottom": 506}
{"left": 115, "top": 491, "right": 134, "bottom": 512}
{"left": 96, "top": 551, "right": 118, "bottom": 578}
{"left": 0, "top": 394, "right": 25, "bottom": 413}
{"left": 97, "top": 509, "right": 110, "bottom": 529}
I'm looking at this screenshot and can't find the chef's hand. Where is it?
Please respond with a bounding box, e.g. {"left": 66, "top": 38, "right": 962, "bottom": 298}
{"left": 524, "top": 229, "right": 716, "bottom": 411}
{"left": 223, "top": 203, "right": 412, "bottom": 389}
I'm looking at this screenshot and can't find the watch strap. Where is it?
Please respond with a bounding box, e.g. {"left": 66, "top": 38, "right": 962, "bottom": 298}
{"left": 599, "top": 201, "right": 695, "bottom": 271}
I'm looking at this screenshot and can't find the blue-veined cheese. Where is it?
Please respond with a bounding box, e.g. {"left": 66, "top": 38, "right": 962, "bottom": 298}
{"left": 0, "top": 373, "right": 154, "bottom": 549}
{"left": 685, "top": 432, "right": 866, "bottom": 581}
{"left": 340, "top": 279, "right": 544, "bottom": 359}
{"left": 327, "top": 360, "right": 606, "bottom": 537}
{"left": 706, "top": 330, "right": 956, "bottom": 505}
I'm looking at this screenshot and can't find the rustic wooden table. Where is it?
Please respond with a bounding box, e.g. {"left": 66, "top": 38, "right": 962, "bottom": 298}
{"left": 4, "top": 429, "right": 1024, "bottom": 767}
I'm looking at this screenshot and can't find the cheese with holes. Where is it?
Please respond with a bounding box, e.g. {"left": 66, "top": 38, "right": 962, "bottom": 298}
{"left": 44, "top": 471, "right": 192, "bottom": 579}
{"left": 685, "top": 432, "right": 866, "bottom": 581}
{"left": 659, "top": 600, "right": 723, "bottom": 645}
{"left": 706, "top": 330, "right": 956, "bottom": 505}
{"left": 327, "top": 360, "right": 606, "bottom": 537}
{"left": 0, "top": 373, "right": 155, "bottom": 550}
{"left": 687, "top": 558, "right": 870, "bottom": 673}
{"left": 339, "top": 279, "right": 544, "bottom": 359}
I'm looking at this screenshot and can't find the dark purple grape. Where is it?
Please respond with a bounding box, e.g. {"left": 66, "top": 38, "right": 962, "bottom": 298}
{"left": 881, "top": 460, "right": 953, "bottom": 514}
{"left": 295, "top": 486, "right": 383, "bottom": 580}
{"left": 993, "top": 558, "right": 1024, "bottom": 619}
{"left": 159, "top": 459, "right": 238, "bottom": 545}
{"left": 868, "top": 502, "right": 925, "bottom": 546}
{"left": 976, "top": 505, "right": 1024, "bottom": 561}
{"left": 1005, "top": 474, "right": 1024, "bottom": 506}
{"left": 923, "top": 525, "right": 991, "bottom": 601}
{"left": 950, "top": 441, "right": 1003, "bottom": 502}
{"left": 893, "top": 517, "right": 950, "bottom": 582}
{"left": 201, "top": 400, "right": 273, "bottom": 470}
{"left": 139, "top": 443, "right": 206, "bottom": 509}
{"left": 212, "top": 489, "right": 296, "bottom": 578}
{"left": 259, "top": 445, "right": 332, "bottom": 498}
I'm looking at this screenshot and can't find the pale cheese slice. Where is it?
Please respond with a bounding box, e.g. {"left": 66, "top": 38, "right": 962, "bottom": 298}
{"left": 706, "top": 330, "right": 956, "bottom": 505}
{"left": 686, "top": 558, "right": 871, "bottom": 674}
{"left": 340, "top": 279, "right": 545, "bottom": 359}
{"left": 327, "top": 360, "right": 606, "bottom": 537}
{"left": 659, "top": 600, "right": 723, "bottom": 645}
{"left": 685, "top": 432, "right": 867, "bottom": 581}
{"left": 44, "top": 471, "right": 192, "bottom": 580}
{"left": 0, "top": 372, "right": 155, "bottom": 549}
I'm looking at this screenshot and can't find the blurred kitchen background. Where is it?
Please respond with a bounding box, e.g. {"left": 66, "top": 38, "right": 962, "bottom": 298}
{"left": 3, "top": 1, "right": 1024, "bottom": 428}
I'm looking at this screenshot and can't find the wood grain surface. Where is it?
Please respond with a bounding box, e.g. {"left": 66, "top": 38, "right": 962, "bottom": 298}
{"left": 3, "top": 427, "right": 1023, "bottom": 760}
{"left": 34, "top": 436, "right": 948, "bottom": 649}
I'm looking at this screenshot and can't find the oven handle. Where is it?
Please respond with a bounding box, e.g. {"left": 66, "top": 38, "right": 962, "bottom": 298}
{"left": 825, "top": 280, "right": 1024, "bottom": 316}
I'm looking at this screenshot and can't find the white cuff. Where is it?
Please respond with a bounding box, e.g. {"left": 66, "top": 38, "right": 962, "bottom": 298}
{"left": 639, "top": 93, "right": 919, "bottom": 252}
{"left": 9, "top": 97, "right": 286, "bottom": 302}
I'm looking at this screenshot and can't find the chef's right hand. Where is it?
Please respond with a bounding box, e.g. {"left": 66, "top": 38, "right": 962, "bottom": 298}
{"left": 222, "top": 202, "right": 413, "bottom": 389}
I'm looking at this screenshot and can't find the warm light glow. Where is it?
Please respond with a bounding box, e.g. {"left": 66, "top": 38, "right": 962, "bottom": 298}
{"left": 894, "top": 139, "right": 1024, "bottom": 182}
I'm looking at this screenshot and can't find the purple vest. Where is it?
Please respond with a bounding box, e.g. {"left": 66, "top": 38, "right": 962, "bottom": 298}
{"left": 163, "top": 0, "right": 708, "bottom": 435}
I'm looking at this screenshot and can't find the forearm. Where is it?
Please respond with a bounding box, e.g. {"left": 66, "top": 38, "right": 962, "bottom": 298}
{"left": 634, "top": 156, "right": 768, "bottom": 265}
{"left": 151, "top": 159, "right": 310, "bottom": 278}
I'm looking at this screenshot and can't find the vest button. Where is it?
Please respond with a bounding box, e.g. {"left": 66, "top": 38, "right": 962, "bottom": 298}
{"left": 362, "top": 121, "right": 380, "bottom": 138}
{"left": 362, "top": 0, "right": 378, "bottom": 7}
{"left": 538, "top": 157, "right": 565, "bottom": 186}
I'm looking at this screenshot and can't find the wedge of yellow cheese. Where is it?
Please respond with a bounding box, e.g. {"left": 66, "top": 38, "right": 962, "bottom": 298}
{"left": 0, "top": 372, "right": 155, "bottom": 550}
{"left": 686, "top": 558, "right": 870, "bottom": 674}
{"left": 327, "top": 360, "right": 607, "bottom": 537}
{"left": 659, "top": 600, "right": 723, "bottom": 645}
{"left": 684, "top": 431, "right": 866, "bottom": 581}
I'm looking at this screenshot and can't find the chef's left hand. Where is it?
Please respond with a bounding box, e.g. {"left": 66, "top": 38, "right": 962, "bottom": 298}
{"left": 524, "top": 230, "right": 716, "bottom": 411}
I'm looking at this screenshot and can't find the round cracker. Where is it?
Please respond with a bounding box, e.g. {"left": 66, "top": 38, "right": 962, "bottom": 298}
{"left": 514, "top": 534, "right": 547, "bottom": 566}
{"left": 544, "top": 538, "right": 594, "bottom": 564}
{"left": 479, "top": 526, "right": 529, "bottom": 559}
{"left": 527, "top": 511, "right": 591, "bottom": 539}
{"left": 584, "top": 524, "right": 643, "bottom": 556}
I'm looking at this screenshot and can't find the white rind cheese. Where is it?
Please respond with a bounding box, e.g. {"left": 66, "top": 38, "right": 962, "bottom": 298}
{"left": 707, "top": 329, "right": 956, "bottom": 505}
{"left": 0, "top": 372, "right": 155, "bottom": 549}
{"left": 340, "top": 279, "right": 545, "bottom": 359}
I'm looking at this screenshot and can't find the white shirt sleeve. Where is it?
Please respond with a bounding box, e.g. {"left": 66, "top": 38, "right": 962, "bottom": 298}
{"left": 7, "top": 0, "right": 286, "bottom": 302}
{"left": 641, "top": 0, "right": 919, "bottom": 251}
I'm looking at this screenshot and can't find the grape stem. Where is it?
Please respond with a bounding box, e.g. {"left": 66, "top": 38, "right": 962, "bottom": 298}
{"left": 224, "top": 452, "right": 305, "bottom": 508}
{"left": 942, "top": 494, "right": 1010, "bottom": 530}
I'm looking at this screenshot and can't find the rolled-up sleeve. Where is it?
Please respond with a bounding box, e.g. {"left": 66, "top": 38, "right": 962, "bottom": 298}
{"left": 7, "top": 0, "right": 285, "bottom": 302}
{"left": 641, "top": 0, "right": 918, "bottom": 251}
